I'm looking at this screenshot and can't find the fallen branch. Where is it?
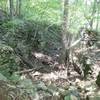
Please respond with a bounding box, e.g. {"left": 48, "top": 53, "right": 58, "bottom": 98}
{"left": 15, "top": 66, "right": 44, "bottom": 74}
{"left": 15, "top": 68, "right": 34, "bottom": 74}
{"left": 75, "top": 46, "right": 94, "bottom": 53}
{"left": 93, "top": 49, "right": 100, "bottom": 53}
{"left": 75, "top": 46, "right": 100, "bottom": 53}
{"left": 68, "top": 38, "right": 82, "bottom": 49}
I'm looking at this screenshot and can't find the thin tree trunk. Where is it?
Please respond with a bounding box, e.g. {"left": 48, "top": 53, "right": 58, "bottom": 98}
{"left": 16, "top": 0, "right": 21, "bottom": 17}
{"left": 62, "top": 0, "right": 69, "bottom": 49}
{"left": 90, "top": 0, "right": 96, "bottom": 28}
{"left": 96, "top": 0, "right": 99, "bottom": 30}
{"left": 9, "top": 0, "right": 14, "bottom": 18}
{"left": 60, "top": 0, "right": 70, "bottom": 70}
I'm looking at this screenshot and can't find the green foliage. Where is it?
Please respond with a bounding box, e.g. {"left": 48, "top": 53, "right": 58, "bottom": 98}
{"left": 0, "top": 17, "right": 62, "bottom": 77}
{"left": 0, "top": 73, "right": 8, "bottom": 81}
{"left": 96, "top": 72, "right": 100, "bottom": 87}
{"left": 0, "top": 79, "right": 36, "bottom": 100}
{"left": 22, "top": 0, "right": 61, "bottom": 23}
{"left": 0, "top": 48, "right": 19, "bottom": 78}
{"left": 18, "top": 79, "right": 34, "bottom": 89}
{"left": 0, "top": 0, "right": 7, "bottom": 11}
{"left": 79, "top": 54, "right": 92, "bottom": 78}
{"left": 82, "top": 56, "right": 91, "bottom": 78}
{"left": 64, "top": 95, "right": 70, "bottom": 100}
{"left": 9, "top": 73, "right": 20, "bottom": 83}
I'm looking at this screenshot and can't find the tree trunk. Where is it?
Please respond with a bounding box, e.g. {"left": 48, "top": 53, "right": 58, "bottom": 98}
{"left": 16, "top": 0, "right": 21, "bottom": 17}
{"left": 96, "top": 0, "right": 99, "bottom": 31}
{"left": 62, "top": 0, "right": 69, "bottom": 49}
{"left": 9, "top": 0, "right": 14, "bottom": 18}
{"left": 60, "top": 0, "right": 70, "bottom": 70}
{"left": 90, "top": 0, "right": 96, "bottom": 28}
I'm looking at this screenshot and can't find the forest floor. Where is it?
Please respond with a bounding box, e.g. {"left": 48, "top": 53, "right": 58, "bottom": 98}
{"left": 18, "top": 52, "right": 100, "bottom": 100}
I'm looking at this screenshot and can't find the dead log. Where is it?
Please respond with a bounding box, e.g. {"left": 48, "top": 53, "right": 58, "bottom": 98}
{"left": 15, "top": 48, "right": 60, "bottom": 71}
{"left": 32, "top": 52, "right": 58, "bottom": 65}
